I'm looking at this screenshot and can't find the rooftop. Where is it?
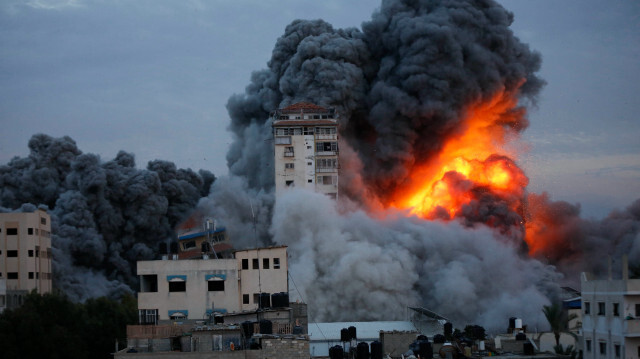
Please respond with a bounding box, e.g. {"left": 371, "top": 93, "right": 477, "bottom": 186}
{"left": 280, "top": 102, "right": 328, "bottom": 114}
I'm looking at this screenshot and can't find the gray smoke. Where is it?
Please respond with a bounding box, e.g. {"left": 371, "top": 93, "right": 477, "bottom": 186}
{"left": 0, "top": 134, "right": 214, "bottom": 301}
{"left": 203, "top": 0, "right": 639, "bottom": 332}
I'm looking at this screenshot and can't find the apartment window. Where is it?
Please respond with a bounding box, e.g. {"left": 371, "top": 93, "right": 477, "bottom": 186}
{"left": 252, "top": 258, "right": 259, "bottom": 269}
{"left": 8, "top": 272, "right": 18, "bottom": 279}
{"left": 599, "top": 342, "right": 606, "bottom": 355}
{"left": 286, "top": 180, "right": 294, "bottom": 187}
{"left": 6, "top": 228, "right": 17, "bottom": 235}
{"left": 308, "top": 179, "right": 312, "bottom": 183}
{"left": 169, "top": 281, "right": 186, "bottom": 292}
{"left": 307, "top": 146, "right": 311, "bottom": 149}
{"left": 275, "top": 136, "right": 291, "bottom": 145}
{"left": 28, "top": 272, "right": 34, "bottom": 279}
{"left": 636, "top": 303, "right": 640, "bottom": 316}
{"left": 138, "top": 309, "right": 158, "bottom": 325}
{"left": 242, "top": 258, "right": 249, "bottom": 270}
{"left": 586, "top": 340, "right": 591, "bottom": 352}
{"left": 317, "top": 175, "right": 337, "bottom": 185}
{"left": 284, "top": 146, "right": 294, "bottom": 157}
{"left": 243, "top": 294, "right": 250, "bottom": 304}
{"left": 208, "top": 281, "right": 225, "bottom": 292}
{"left": 28, "top": 228, "right": 33, "bottom": 235}
{"left": 140, "top": 275, "right": 158, "bottom": 292}
{"left": 598, "top": 302, "right": 605, "bottom": 315}
{"left": 253, "top": 293, "right": 259, "bottom": 304}
{"left": 7, "top": 250, "right": 18, "bottom": 257}
{"left": 263, "top": 258, "right": 270, "bottom": 269}
{"left": 28, "top": 250, "right": 34, "bottom": 257}
{"left": 316, "top": 141, "right": 338, "bottom": 152}
{"left": 41, "top": 217, "right": 46, "bottom": 225}
{"left": 613, "top": 303, "right": 619, "bottom": 316}
{"left": 35, "top": 246, "right": 39, "bottom": 257}
{"left": 285, "top": 163, "right": 294, "bottom": 169}
{"left": 274, "top": 258, "right": 281, "bottom": 269}
{"left": 182, "top": 241, "right": 196, "bottom": 250}
{"left": 316, "top": 158, "right": 338, "bottom": 169}
{"left": 614, "top": 344, "right": 620, "bottom": 357}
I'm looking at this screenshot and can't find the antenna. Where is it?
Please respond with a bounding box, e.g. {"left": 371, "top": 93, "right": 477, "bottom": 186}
{"left": 250, "top": 200, "right": 262, "bottom": 300}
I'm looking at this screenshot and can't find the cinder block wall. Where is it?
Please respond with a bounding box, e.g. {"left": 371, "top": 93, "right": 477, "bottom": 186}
{"left": 262, "top": 337, "right": 309, "bottom": 359}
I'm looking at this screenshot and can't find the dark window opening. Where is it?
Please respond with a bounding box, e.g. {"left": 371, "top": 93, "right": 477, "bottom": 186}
{"left": 253, "top": 293, "right": 259, "bottom": 304}
{"left": 613, "top": 303, "right": 619, "bottom": 316}
{"left": 208, "top": 281, "right": 225, "bottom": 292}
{"left": 41, "top": 217, "right": 46, "bottom": 225}
{"left": 636, "top": 303, "right": 640, "bottom": 317}
{"left": 8, "top": 272, "right": 18, "bottom": 279}
{"left": 243, "top": 294, "right": 249, "bottom": 304}
{"left": 7, "top": 250, "right": 18, "bottom": 257}
{"left": 584, "top": 301, "right": 590, "bottom": 314}
{"left": 182, "top": 240, "right": 196, "bottom": 250}
{"left": 242, "top": 258, "right": 249, "bottom": 270}
{"left": 140, "top": 275, "right": 158, "bottom": 292}
{"left": 286, "top": 180, "right": 294, "bottom": 187}
{"left": 263, "top": 258, "right": 269, "bottom": 269}
{"left": 7, "top": 228, "right": 17, "bottom": 235}
{"left": 252, "top": 258, "right": 259, "bottom": 269}
{"left": 274, "top": 258, "right": 281, "bottom": 269}
{"left": 598, "top": 302, "right": 605, "bottom": 315}
{"left": 615, "top": 344, "right": 620, "bottom": 357}
{"left": 585, "top": 340, "right": 591, "bottom": 352}
{"left": 28, "top": 250, "right": 34, "bottom": 257}
{"left": 28, "top": 272, "right": 34, "bottom": 279}
{"left": 168, "top": 281, "right": 186, "bottom": 292}
{"left": 28, "top": 228, "right": 33, "bottom": 235}
{"left": 599, "top": 342, "right": 606, "bottom": 355}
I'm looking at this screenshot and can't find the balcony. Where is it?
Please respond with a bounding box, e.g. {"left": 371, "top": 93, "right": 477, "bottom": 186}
{"left": 624, "top": 318, "right": 640, "bottom": 336}
{"left": 315, "top": 151, "right": 337, "bottom": 156}
{"left": 315, "top": 134, "right": 337, "bottom": 140}
{"left": 284, "top": 152, "right": 294, "bottom": 157}
{"left": 316, "top": 168, "right": 338, "bottom": 173}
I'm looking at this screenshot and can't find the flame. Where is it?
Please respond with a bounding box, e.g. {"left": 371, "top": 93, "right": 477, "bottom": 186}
{"left": 388, "top": 87, "right": 529, "bottom": 220}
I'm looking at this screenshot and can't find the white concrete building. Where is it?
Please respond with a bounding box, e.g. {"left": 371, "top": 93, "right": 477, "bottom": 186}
{"left": 272, "top": 102, "right": 339, "bottom": 199}
{"left": 581, "top": 257, "right": 640, "bottom": 359}
{"left": 136, "top": 246, "right": 288, "bottom": 323}
{"left": 0, "top": 208, "right": 52, "bottom": 308}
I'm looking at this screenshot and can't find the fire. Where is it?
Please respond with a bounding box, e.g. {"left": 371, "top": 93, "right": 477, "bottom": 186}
{"left": 389, "top": 87, "right": 529, "bottom": 221}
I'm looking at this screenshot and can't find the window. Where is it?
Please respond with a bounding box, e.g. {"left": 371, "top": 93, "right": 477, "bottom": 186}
{"left": 8, "top": 272, "right": 18, "bottom": 279}
{"left": 7, "top": 250, "right": 17, "bottom": 257}
{"left": 41, "top": 217, "right": 46, "bottom": 225}
{"left": 140, "top": 275, "right": 158, "bottom": 292}
{"left": 253, "top": 293, "right": 260, "bottom": 304}
{"left": 613, "top": 303, "right": 619, "bottom": 316}
{"left": 316, "top": 141, "right": 338, "bottom": 152}
{"left": 274, "top": 258, "right": 280, "bottom": 269}
{"left": 275, "top": 136, "right": 291, "bottom": 145}
{"left": 7, "top": 228, "right": 17, "bottom": 235}
{"left": 284, "top": 146, "right": 294, "bottom": 157}
{"left": 243, "top": 294, "right": 250, "bottom": 304}
{"left": 263, "top": 258, "right": 269, "bottom": 269}
{"left": 242, "top": 258, "right": 249, "bottom": 270}
{"left": 35, "top": 246, "right": 39, "bottom": 257}
{"left": 307, "top": 162, "right": 312, "bottom": 166}
{"left": 285, "top": 163, "right": 294, "bottom": 169}
{"left": 584, "top": 301, "right": 590, "bottom": 314}
{"left": 308, "top": 179, "right": 312, "bottom": 183}
{"left": 598, "top": 302, "right": 605, "bottom": 315}
{"left": 586, "top": 340, "right": 591, "bottom": 352}
{"left": 138, "top": 309, "right": 158, "bottom": 325}
{"left": 252, "top": 258, "right": 259, "bottom": 269}
{"left": 286, "top": 180, "right": 294, "bottom": 187}
{"left": 28, "top": 272, "right": 34, "bottom": 279}
{"left": 182, "top": 241, "right": 196, "bottom": 250}
{"left": 614, "top": 344, "right": 620, "bottom": 357}
{"left": 28, "top": 250, "right": 34, "bottom": 257}
{"left": 318, "top": 175, "right": 337, "bottom": 185}
{"left": 208, "top": 281, "right": 225, "bottom": 292}
{"left": 636, "top": 303, "right": 640, "bottom": 317}
{"left": 599, "top": 342, "right": 606, "bottom": 355}
{"left": 307, "top": 146, "right": 311, "bottom": 149}
{"left": 169, "top": 281, "right": 186, "bottom": 292}
{"left": 28, "top": 228, "right": 33, "bottom": 235}
{"left": 316, "top": 158, "right": 338, "bottom": 169}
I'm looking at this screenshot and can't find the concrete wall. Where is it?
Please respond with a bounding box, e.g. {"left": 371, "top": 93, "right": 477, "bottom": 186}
{"left": 119, "top": 336, "right": 308, "bottom": 359}
{"left": 137, "top": 258, "right": 239, "bottom": 321}
{"left": 0, "top": 209, "right": 52, "bottom": 294}
{"left": 235, "top": 246, "right": 288, "bottom": 312}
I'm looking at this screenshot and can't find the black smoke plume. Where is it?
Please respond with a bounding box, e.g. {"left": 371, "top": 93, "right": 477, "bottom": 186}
{"left": 0, "top": 134, "right": 214, "bottom": 301}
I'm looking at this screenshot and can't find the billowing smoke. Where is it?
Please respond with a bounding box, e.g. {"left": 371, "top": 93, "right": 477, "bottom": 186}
{"left": 202, "top": 0, "right": 638, "bottom": 332}
{"left": 0, "top": 134, "right": 214, "bottom": 301}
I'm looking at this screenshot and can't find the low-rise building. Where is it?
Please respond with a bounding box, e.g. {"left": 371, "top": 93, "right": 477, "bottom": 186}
{"left": 581, "top": 256, "right": 640, "bottom": 359}
{"left": 136, "top": 246, "right": 289, "bottom": 323}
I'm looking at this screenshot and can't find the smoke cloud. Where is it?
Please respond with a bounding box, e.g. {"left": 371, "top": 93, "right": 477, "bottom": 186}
{"left": 0, "top": 134, "right": 214, "bottom": 301}
{"left": 202, "top": 0, "right": 639, "bottom": 332}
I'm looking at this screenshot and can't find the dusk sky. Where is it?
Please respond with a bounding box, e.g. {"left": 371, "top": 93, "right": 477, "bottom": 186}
{"left": 1, "top": 0, "right": 638, "bottom": 219}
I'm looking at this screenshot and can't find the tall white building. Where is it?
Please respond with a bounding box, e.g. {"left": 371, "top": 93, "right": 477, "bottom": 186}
{"left": 0, "top": 208, "right": 53, "bottom": 308}
{"left": 272, "top": 102, "right": 339, "bottom": 199}
{"left": 581, "top": 257, "right": 640, "bottom": 359}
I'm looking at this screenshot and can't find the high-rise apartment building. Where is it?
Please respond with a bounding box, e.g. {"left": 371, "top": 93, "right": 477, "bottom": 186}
{"left": 272, "top": 102, "right": 339, "bottom": 199}
{"left": 0, "top": 208, "right": 53, "bottom": 308}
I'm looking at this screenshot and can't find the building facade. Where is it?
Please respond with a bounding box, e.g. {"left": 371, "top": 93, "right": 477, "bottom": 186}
{"left": 136, "top": 246, "right": 288, "bottom": 323}
{"left": 0, "top": 208, "right": 52, "bottom": 308}
{"left": 272, "top": 102, "right": 339, "bottom": 199}
{"left": 581, "top": 258, "right": 640, "bottom": 359}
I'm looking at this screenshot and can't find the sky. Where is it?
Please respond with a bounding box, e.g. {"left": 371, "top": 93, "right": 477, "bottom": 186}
{"left": 0, "top": 0, "right": 638, "bottom": 219}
